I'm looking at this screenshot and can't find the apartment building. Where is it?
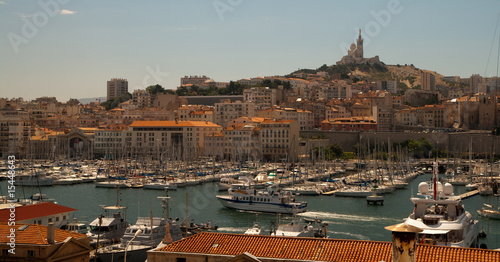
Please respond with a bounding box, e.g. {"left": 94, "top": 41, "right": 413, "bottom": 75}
{"left": 107, "top": 78, "right": 128, "bottom": 100}
{"left": 0, "top": 112, "right": 33, "bottom": 158}
{"left": 259, "top": 119, "right": 299, "bottom": 162}
{"left": 124, "top": 120, "right": 222, "bottom": 160}
{"left": 94, "top": 125, "right": 127, "bottom": 159}
{"left": 375, "top": 80, "right": 398, "bottom": 94}
{"left": 257, "top": 107, "right": 314, "bottom": 131}
{"left": 421, "top": 72, "right": 436, "bottom": 91}
{"left": 177, "top": 105, "right": 215, "bottom": 123}
{"left": 243, "top": 86, "right": 279, "bottom": 109}
{"left": 214, "top": 100, "right": 256, "bottom": 128}
{"left": 321, "top": 117, "right": 377, "bottom": 132}
{"left": 180, "top": 75, "right": 211, "bottom": 86}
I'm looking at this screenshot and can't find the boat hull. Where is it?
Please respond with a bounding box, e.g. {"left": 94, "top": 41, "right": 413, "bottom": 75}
{"left": 96, "top": 246, "right": 149, "bottom": 262}
{"left": 216, "top": 195, "right": 307, "bottom": 214}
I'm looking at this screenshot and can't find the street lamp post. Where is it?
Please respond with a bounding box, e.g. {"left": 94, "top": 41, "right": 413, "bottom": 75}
{"left": 124, "top": 229, "right": 142, "bottom": 262}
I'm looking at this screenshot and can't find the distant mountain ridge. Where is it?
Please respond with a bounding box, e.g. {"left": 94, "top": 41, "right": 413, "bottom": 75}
{"left": 78, "top": 97, "right": 106, "bottom": 104}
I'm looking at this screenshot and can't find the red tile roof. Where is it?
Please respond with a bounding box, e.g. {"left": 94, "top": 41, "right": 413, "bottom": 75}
{"left": 0, "top": 202, "right": 77, "bottom": 222}
{"left": 0, "top": 222, "right": 87, "bottom": 245}
{"left": 156, "top": 232, "right": 392, "bottom": 261}
{"left": 154, "top": 232, "right": 500, "bottom": 262}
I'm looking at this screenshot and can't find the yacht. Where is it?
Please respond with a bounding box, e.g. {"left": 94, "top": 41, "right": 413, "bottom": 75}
{"left": 96, "top": 217, "right": 182, "bottom": 262}
{"left": 403, "top": 162, "right": 480, "bottom": 248}
{"left": 87, "top": 193, "right": 129, "bottom": 247}
{"left": 216, "top": 186, "right": 307, "bottom": 214}
{"left": 96, "top": 194, "right": 182, "bottom": 262}
{"left": 244, "top": 222, "right": 266, "bottom": 235}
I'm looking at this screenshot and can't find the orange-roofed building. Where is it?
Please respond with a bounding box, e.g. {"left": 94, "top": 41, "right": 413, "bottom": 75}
{"left": 147, "top": 232, "right": 500, "bottom": 262}
{"left": 321, "top": 117, "right": 377, "bottom": 132}
{"left": 0, "top": 202, "right": 77, "bottom": 229}
{"left": 0, "top": 222, "right": 91, "bottom": 261}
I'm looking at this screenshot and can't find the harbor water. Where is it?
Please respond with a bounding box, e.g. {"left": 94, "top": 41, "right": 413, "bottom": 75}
{"left": 3, "top": 172, "right": 500, "bottom": 249}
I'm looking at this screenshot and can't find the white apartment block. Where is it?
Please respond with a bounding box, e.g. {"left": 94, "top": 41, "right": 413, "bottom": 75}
{"left": 124, "top": 120, "right": 222, "bottom": 160}
{"left": 94, "top": 129, "right": 125, "bottom": 159}
{"left": 0, "top": 113, "right": 33, "bottom": 158}
{"left": 107, "top": 78, "right": 128, "bottom": 101}
{"left": 214, "top": 100, "right": 256, "bottom": 128}
{"left": 243, "top": 87, "right": 278, "bottom": 109}
{"left": 237, "top": 77, "right": 264, "bottom": 86}
{"left": 317, "top": 81, "right": 352, "bottom": 100}
{"left": 132, "top": 89, "right": 152, "bottom": 108}
{"left": 223, "top": 124, "right": 261, "bottom": 162}
{"left": 375, "top": 80, "right": 398, "bottom": 94}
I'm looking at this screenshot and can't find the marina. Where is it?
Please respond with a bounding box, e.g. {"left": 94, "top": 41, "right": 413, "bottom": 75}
{"left": 2, "top": 164, "right": 500, "bottom": 251}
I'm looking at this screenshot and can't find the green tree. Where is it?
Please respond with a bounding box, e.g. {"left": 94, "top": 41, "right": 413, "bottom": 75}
{"left": 146, "top": 84, "right": 166, "bottom": 95}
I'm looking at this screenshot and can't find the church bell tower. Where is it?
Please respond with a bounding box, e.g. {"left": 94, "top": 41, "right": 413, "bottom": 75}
{"left": 356, "top": 29, "right": 363, "bottom": 58}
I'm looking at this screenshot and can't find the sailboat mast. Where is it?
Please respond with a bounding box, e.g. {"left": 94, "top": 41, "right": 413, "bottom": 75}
{"left": 433, "top": 161, "right": 438, "bottom": 200}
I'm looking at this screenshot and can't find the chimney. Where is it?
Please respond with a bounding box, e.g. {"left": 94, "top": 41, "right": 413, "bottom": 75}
{"left": 385, "top": 223, "right": 422, "bottom": 262}
{"left": 47, "top": 222, "right": 55, "bottom": 244}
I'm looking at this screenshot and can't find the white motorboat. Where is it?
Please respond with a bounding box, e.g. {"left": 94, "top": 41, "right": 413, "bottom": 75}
{"left": 216, "top": 186, "right": 307, "bottom": 214}
{"left": 272, "top": 220, "right": 315, "bottom": 237}
{"left": 15, "top": 172, "right": 54, "bottom": 186}
{"left": 244, "top": 222, "right": 266, "bottom": 235}
{"left": 63, "top": 218, "right": 88, "bottom": 234}
{"left": 95, "top": 180, "right": 132, "bottom": 188}
{"left": 217, "top": 177, "right": 234, "bottom": 191}
{"left": 334, "top": 186, "right": 374, "bottom": 197}
{"left": 143, "top": 181, "right": 178, "bottom": 190}
{"left": 403, "top": 162, "right": 480, "bottom": 248}
{"left": 478, "top": 204, "right": 500, "bottom": 220}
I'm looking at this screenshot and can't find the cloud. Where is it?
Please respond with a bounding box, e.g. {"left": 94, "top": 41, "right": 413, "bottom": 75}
{"left": 16, "top": 12, "right": 33, "bottom": 18}
{"left": 0, "top": 1, "right": 5, "bottom": 5}
{"left": 60, "top": 9, "right": 76, "bottom": 15}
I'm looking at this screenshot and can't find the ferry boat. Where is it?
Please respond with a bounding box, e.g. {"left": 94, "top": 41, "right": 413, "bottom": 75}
{"left": 216, "top": 186, "right": 307, "bottom": 214}
{"left": 403, "top": 162, "right": 480, "bottom": 248}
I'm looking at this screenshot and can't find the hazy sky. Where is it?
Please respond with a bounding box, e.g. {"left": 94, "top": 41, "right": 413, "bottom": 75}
{"left": 1, "top": 0, "right": 500, "bottom": 102}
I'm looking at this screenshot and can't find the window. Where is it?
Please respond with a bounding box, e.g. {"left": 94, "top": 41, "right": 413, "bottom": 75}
{"left": 28, "top": 250, "right": 35, "bottom": 257}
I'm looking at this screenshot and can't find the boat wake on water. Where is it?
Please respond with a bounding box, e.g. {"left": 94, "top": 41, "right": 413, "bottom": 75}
{"left": 328, "top": 231, "right": 370, "bottom": 240}
{"left": 298, "top": 211, "right": 399, "bottom": 223}
{"left": 217, "top": 227, "right": 247, "bottom": 233}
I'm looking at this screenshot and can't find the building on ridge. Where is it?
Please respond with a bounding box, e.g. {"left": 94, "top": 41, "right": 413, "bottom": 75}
{"left": 337, "top": 29, "right": 381, "bottom": 65}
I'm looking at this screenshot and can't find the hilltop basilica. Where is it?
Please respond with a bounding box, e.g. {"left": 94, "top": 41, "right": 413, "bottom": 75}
{"left": 337, "top": 29, "right": 381, "bottom": 65}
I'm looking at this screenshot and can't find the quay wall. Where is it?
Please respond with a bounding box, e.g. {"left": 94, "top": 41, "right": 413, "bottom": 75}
{"left": 300, "top": 131, "right": 500, "bottom": 154}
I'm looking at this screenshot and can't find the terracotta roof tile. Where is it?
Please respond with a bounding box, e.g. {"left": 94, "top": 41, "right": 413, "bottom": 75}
{"left": 0, "top": 202, "right": 77, "bottom": 222}
{"left": 154, "top": 232, "right": 500, "bottom": 262}
{"left": 0, "top": 222, "right": 87, "bottom": 245}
